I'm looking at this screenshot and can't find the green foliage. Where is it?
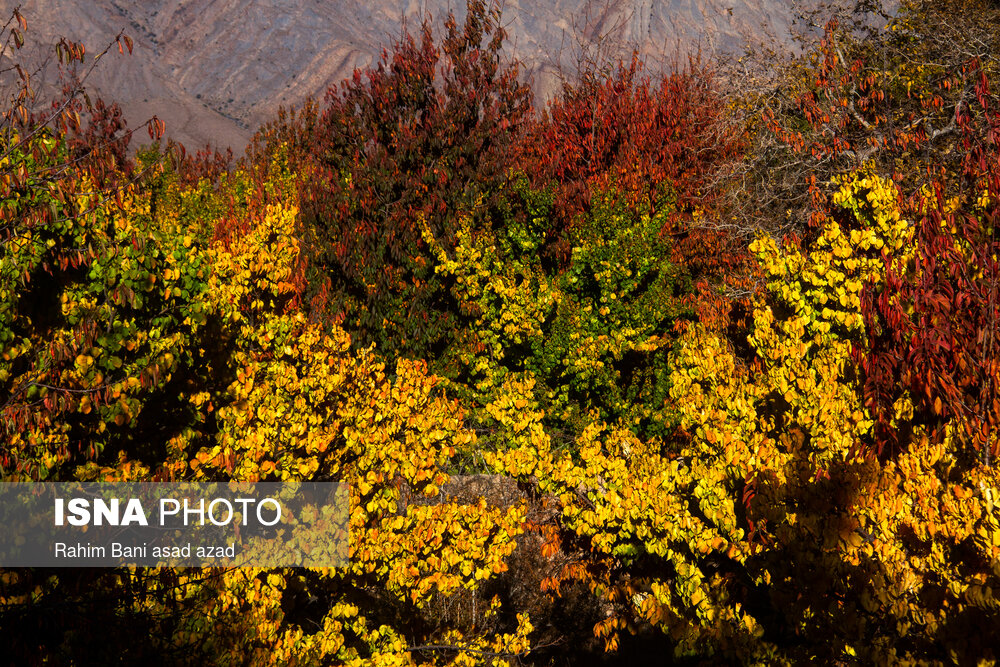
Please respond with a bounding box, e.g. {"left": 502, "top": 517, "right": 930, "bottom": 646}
{"left": 0, "top": 132, "right": 216, "bottom": 480}
{"left": 425, "top": 184, "right": 691, "bottom": 443}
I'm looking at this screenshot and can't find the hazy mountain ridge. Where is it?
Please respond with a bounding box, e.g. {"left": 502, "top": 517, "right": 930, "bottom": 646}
{"left": 2, "top": 0, "right": 820, "bottom": 151}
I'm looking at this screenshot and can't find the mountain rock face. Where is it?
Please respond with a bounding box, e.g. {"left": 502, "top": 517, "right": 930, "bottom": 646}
{"left": 1, "top": 0, "right": 824, "bottom": 151}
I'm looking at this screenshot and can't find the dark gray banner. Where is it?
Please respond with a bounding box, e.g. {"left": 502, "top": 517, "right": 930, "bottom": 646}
{"left": 0, "top": 482, "right": 348, "bottom": 567}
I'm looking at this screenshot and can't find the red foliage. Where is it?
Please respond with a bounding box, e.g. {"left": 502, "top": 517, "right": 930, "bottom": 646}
{"left": 514, "top": 55, "right": 742, "bottom": 265}
{"left": 255, "top": 0, "right": 532, "bottom": 358}
{"left": 858, "top": 182, "right": 1000, "bottom": 460}
{"left": 176, "top": 143, "right": 235, "bottom": 188}
{"left": 856, "top": 86, "right": 1000, "bottom": 460}
{"left": 64, "top": 96, "right": 133, "bottom": 182}
{"left": 760, "top": 17, "right": 1000, "bottom": 228}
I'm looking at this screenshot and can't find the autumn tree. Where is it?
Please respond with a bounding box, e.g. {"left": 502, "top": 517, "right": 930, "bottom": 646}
{"left": 256, "top": 0, "right": 532, "bottom": 361}
{"left": 0, "top": 9, "right": 179, "bottom": 481}
{"left": 857, "top": 113, "right": 1000, "bottom": 460}
{"left": 722, "top": 0, "right": 1000, "bottom": 240}
{"left": 515, "top": 53, "right": 744, "bottom": 276}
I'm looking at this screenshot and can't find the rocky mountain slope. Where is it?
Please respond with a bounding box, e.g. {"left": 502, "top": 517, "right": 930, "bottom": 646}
{"left": 2, "top": 0, "right": 826, "bottom": 151}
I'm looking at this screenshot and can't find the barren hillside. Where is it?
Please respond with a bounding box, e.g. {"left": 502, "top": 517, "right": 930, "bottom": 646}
{"left": 2, "top": 0, "right": 822, "bottom": 150}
